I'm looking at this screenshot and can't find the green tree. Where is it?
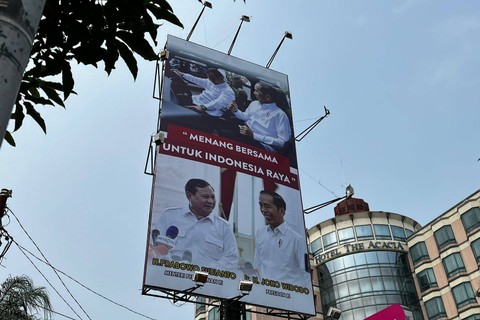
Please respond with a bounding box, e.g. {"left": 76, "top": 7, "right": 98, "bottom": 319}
{"left": 2, "top": 0, "right": 183, "bottom": 147}
{"left": 0, "top": 275, "right": 53, "bottom": 319}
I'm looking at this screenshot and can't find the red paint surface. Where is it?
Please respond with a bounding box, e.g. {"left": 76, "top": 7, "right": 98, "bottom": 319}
{"left": 364, "top": 304, "right": 406, "bottom": 320}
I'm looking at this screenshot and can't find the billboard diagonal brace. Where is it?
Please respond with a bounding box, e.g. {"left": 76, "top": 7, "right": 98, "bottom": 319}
{"left": 295, "top": 106, "right": 330, "bottom": 142}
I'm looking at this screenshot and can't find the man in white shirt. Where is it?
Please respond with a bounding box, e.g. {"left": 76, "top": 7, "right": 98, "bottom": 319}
{"left": 227, "top": 82, "right": 292, "bottom": 152}
{"left": 150, "top": 179, "right": 238, "bottom": 271}
{"left": 253, "top": 190, "right": 310, "bottom": 286}
{"left": 173, "top": 68, "right": 235, "bottom": 117}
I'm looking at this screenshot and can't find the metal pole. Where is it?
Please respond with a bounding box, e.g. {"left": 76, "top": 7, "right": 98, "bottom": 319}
{"left": 186, "top": 2, "right": 212, "bottom": 41}
{"left": 227, "top": 16, "right": 250, "bottom": 56}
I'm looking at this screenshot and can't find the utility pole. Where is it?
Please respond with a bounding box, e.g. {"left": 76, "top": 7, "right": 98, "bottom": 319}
{"left": 0, "top": 188, "right": 12, "bottom": 220}
{"left": 0, "top": 188, "right": 13, "bottom": 261}
{"left": 0, "top": 1, "right": 46, "bottom": 148}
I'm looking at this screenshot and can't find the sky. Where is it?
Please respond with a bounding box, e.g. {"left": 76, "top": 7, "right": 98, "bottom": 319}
{"left": 1, "top": 0, "right": 479, "bottom": 319}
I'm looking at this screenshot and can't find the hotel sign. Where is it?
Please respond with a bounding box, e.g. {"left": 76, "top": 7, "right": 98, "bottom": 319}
{"left": 313, "top": 240, "right": 407, "bottom": 266}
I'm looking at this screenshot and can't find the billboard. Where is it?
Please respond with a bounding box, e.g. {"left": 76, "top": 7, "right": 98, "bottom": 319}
{"left": 143, "top": 35, "right": 314, "bottom": 315}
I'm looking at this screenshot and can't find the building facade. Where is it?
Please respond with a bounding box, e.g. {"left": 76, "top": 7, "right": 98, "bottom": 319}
{"left": 194, "top": 190, "right": 480, "bottom": 320}
{"left": 407, "top": 190, "right": 480, "bottom": 320}
{"left": 308, "top": 198, "right": 423, "bottom": 320}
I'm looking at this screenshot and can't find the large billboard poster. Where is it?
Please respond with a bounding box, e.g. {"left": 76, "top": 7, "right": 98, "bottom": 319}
{"left": 143, "top": 35, "right": 315, "bottom": 315}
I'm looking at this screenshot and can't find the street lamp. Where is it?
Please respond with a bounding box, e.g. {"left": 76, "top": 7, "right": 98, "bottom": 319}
{"left": 266, "top": 31, "right": 293, "bottom": 69}
{"left": 303, "top": 185, "right": 354, "bottom": 214}
{"left": 227, "top": 15, "right": 250, "bottom": 55}
{"left": 186, "top": 1, "right": 213, "bottom": 41}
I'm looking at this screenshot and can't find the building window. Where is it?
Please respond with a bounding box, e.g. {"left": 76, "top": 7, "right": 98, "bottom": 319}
{"left": 196, "top": 306, "right": 206, "bottom": 314}
{"left": 424, "top": 297, "right": 447, "bottom": 320}
{"left": 410, "top": 242, "right": 429, "bottom": 264}
{"left": 373, "top": 224, "right": 392, "bottom": 240}
{"left": 434, "top": 225, "right": 456, "bottom": 250}
{"left": 208, "top": 307, "right": 220, "bottom": 320}
{"left": 196, "top": 297, "right": 206, "bottom": 313}
{"left": 442, "top": 252, "right": 466, "bottom": 278}
{"left": 452, "top": 282, "right": 476, "bottom": 309}
{"left": 391, "top": 226, "right": 406, "bottom": 241}
{"left": 417, "top": 268, "right": 437, "bottom": 292}
{"left": 310, "top": 238, "right": 322, "bottom": 255}
{"left": 338, "top": 227, "right": 355, "bottom": 244}
{"left": 355, "top": 225, "right": 373, "bottom": 240}
{"left": 323, "top": 231, "right": 337, "bottom": 250}
{"left": 461, "top": 207, "right": 480, "bottom": 233}
{"left": 405, "top": 228, "right": 414, "bottom": 238}
{"left": 472, "top": 238, "right": 480, "bottom": 263}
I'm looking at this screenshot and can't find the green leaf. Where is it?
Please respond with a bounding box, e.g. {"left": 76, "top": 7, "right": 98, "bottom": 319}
{"left": 37, "top": 80, "right": 65, "bottom": 91}
{"left": 151, "top": 0, "right": 174, "bottom": 13}
{"left": 12, "top": 103, "right": 25, "bottom": 131}
{"left": 25, "top": 102, "right": 47, "bottom": 134}
{"left": 4, "top": 131, "right": 16, "bottom": 147}
{"left": 147, "top": 2, "right": 183, "bottom": 28}
{"left": 62, "top": 62, "right": 74, "bottom": 100}
{"left": 27, "top": 86, "right": 41, "bottom": 99}
{"left": 104, "top": 40, "right": 120, "bottom": 75}
{"left": 115, "top": 39, "right": 138, "bottom": 79}
{"left": 41, "top": 86, "right": 65, "bottom": 107}
{"left": 24, "top": 94, "right": 55, "bottom": 106}
{"left": 117, "top": 30, "right": 157, "bottom": 61}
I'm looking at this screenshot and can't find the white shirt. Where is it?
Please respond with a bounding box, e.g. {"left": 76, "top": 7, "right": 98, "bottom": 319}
{"left": 182, "top": 74, "right": 235, "bottom": 117}
{"left": 253, "top": 222, "right": 309, "bottom": 286}
{"left": 152, "top": 206, "right": 238, "bottom": 270}
{"left": 233, "top": 101, "right": 292, "bottom": 151}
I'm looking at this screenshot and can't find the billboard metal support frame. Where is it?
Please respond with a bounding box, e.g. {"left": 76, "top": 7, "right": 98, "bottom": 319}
{"left": 145, "top": 51, "right": 169, "bottom": 176}
{"left": 142, "top": 286, "right": 312, "bottom": 320}
{"left": 295, "top": 106, "right": 330, "bottom": 142}
{"left": 143, "top": 136, "right": 155, "bottom": 176}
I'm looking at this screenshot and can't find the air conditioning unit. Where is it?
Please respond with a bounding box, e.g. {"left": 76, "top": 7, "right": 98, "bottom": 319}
{"left": 327, "top": 306, "right": 342, "bottom": 319}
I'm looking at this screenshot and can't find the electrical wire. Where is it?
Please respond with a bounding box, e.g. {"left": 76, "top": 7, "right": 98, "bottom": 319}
{"left": 12, "top": 238, "right": 84, "bottom": 320}
{"left": 8, "top": 208, "right": 91, "bottom": 320}
{"left": 299, "top": 168, "right": 338, "bottom": 198}
{"left": 34, "top": 303, "right": 79, "bottom": 320}
{"left": 14, "top": 242, "right": 158, "bottom": 320}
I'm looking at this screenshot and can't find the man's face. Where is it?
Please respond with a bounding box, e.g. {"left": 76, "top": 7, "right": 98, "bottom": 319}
{"left": 207, "top": 72, "right": 222, "bottom": 85}
{"left": 253, "top": 83, "right": 271, "bottom": 104}
{"left": 187, "top": 186, "right": 216, "bottom": 218}
{"left": 259, "top": 193, "right": 284, "bottom": 229}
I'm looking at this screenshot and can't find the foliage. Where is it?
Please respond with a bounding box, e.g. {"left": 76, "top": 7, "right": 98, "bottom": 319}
{"left": 0, "top": 275, "right": 53, "bottom": 319}
{"left": 6, "top": 0, "right": 183, "bottom": 146}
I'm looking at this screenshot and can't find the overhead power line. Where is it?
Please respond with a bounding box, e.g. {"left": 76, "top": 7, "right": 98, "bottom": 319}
{"left": 13, "top": 239, "right": 84, "bottom": 320}
{"left": 6, "top": 205, "right": 159, "bottom": 320}
{"left": 14, "top": 242, "right": 158, "bottom": 320}
{"left": 8, "top": 208, "right": 91, "bottom": 320}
